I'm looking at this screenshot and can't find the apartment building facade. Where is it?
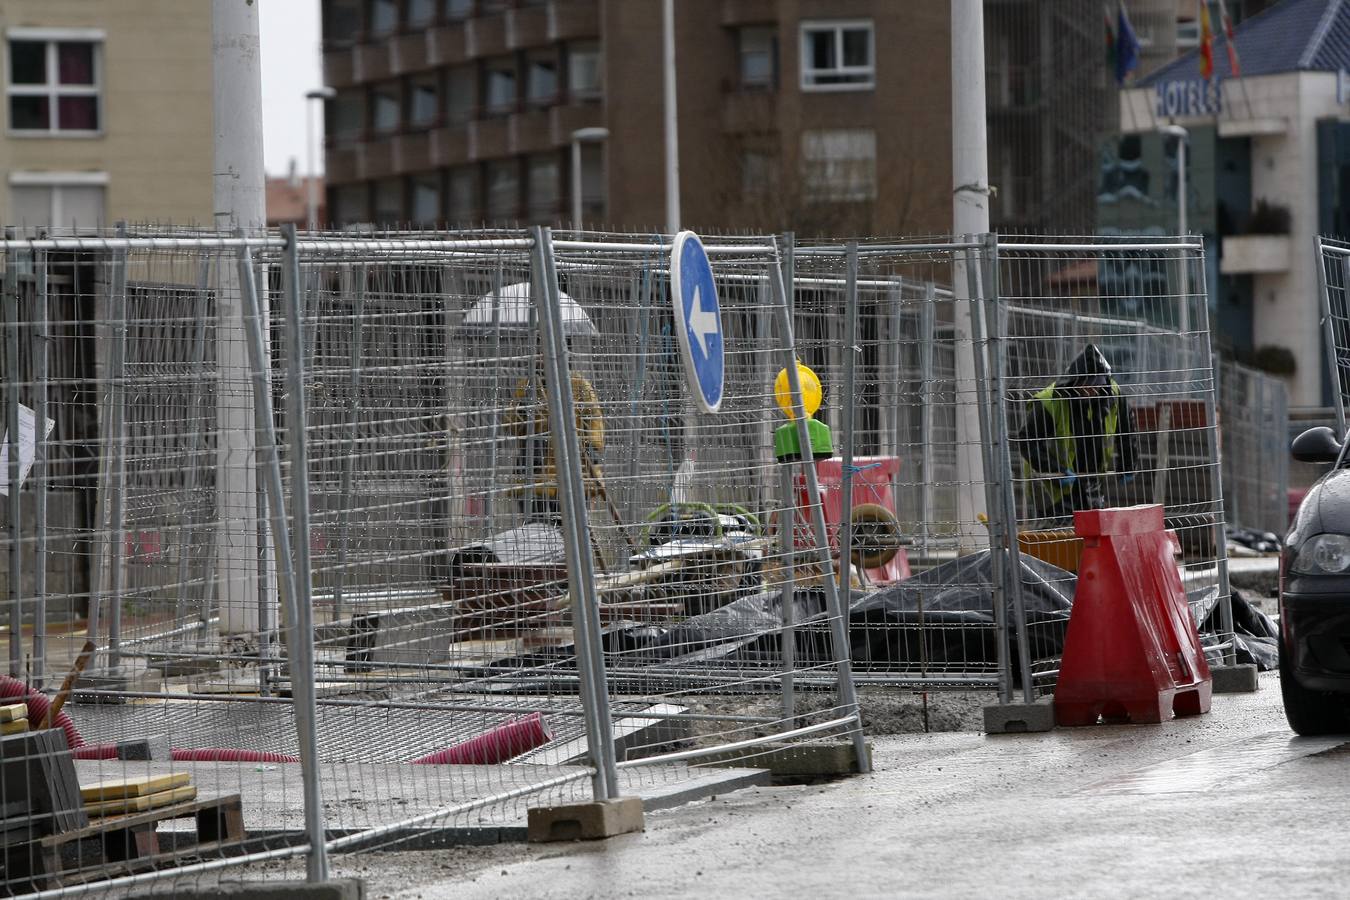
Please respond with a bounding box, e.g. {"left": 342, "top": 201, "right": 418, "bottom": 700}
{"left": 0, "top": 0, "right": 214, "bottom": 230}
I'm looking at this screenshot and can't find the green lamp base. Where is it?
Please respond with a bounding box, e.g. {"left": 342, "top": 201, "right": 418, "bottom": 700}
{"left": 774, "top": 419, "right": 833, "bottom": 462}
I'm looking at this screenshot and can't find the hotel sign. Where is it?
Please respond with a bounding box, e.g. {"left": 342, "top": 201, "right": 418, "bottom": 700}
{"left": 1154, "top": 79, "right": 1222, "bottom": 118}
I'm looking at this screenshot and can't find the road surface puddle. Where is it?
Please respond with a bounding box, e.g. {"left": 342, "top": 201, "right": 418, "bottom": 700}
{"left": 1082, "top": 732, "right": 1347, "bottom": 795}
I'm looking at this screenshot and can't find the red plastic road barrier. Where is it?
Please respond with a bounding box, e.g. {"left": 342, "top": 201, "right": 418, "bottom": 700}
{"left": 169, "top": 748, "right": 300, "bottom": 763}
{"left": 412, "top": 712, "right": 552, "bottom": 765}
{"left": 1054, "top": 504, "right": 1212, "bottom": 727}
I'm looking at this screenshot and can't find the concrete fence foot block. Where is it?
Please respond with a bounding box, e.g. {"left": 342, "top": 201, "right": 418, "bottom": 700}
{"left": 1210, "top": 664, "right": 1259, "bottom": 694}
{"left": 702, "top": 741, "right": 872, "bottom": 778}
{"left": 984, "top": 698, "right": 1055, "bottom": 734}
{"left": 131, "top": 879, "right": 365, "bottom": 900}
{"left": 527, "top": 796, "right": 644, "bottom": 843}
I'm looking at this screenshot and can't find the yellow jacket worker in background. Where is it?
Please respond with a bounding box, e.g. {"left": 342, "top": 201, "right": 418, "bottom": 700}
{"left": 508, "top": 370, "right": 605, "bottom": 518}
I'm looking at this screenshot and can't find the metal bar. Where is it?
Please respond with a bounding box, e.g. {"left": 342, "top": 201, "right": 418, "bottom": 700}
{"left": 4, "top": 229, "right": 21, "bottom": 676}
{"left": 962, "top": 238, "right": 1013, "bottom": 707}
{"left": 614, "top": 714, "right": 858, "bottom": 768}
{"left": 777, "top": 464, "right": 796, "bottom": 724}
{"left": 1316, "top": 237, "right": 1346, "bottom": 435}
{"left": 793, "top": 243, "right": 984, "bottom": 255}
{"left": 331, "top": 263, "right": 366, "bottom": 624}
{"left": 1195, "top": 260, "right": 1236, "bottom": 667}
{"left": 550, "top": 240, "right": 774, "bottom": 254}
{"left": 997, "top": 241, "right": 1203, "bottom": 252}
{"left": 0, "top": 237, "right": 288, "bottom": 251}
{"left": 531, "top": 225, "right": 620, "bottom": 801}
{"left": 277, "top": 224, "right": 331, "bottom": 883}
{"left": 105, "top": 224, "right": 130, "bottom": 670}
{"left": 982, "top": 235, "right": 1035, "bottom": 702}
{"left": 32, "top": 247, "right": 48, "bottom": 688}
{"left": 173, "top": 256, "right": 214, "bottom": 637}
{"left": 484, "top": 257, "right": 503, "bottom": 531}
{"left": 768, "top": 238, "right": 870, "bottom": 775}
{"left": 918, "top": 282, "right": 936, "bottom": 559}
{"left": 838, "top": 242, "right": 859, "bottom": 602}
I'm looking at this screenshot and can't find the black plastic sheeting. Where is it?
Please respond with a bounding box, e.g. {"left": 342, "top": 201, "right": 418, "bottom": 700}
{"left": 601, "top": 550, "right": 1279, "bottom": 675}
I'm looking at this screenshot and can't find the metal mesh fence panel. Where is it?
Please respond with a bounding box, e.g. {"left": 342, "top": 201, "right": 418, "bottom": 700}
{"left": 994, "top": 236, "right": 1232, "bottom": 692}
{"left": 1316, "top": 236, "right": 1350, "bottom": 434}
{"left": 790, "top": 239, "right": 1010, "bottom": 690}
{"left": 1216, "top": 358, "right": 1289, "bottom": 538}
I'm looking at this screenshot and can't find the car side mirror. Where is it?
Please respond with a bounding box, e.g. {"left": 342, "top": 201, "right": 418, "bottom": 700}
{"left": 1291, "top": 426, "right": 1343, "bottom": 463}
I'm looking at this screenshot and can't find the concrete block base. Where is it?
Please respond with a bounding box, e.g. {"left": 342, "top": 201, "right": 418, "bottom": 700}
{"left": 527, "top": 796, "right": 644, "bottom": 843}
{"left": 1211, "top": 664, "right": 1260, "bottom": 694}
{"left": 131, "top": 878, "right": 364, "bottom": 899}
{"left": 703, "top": 741, "right": 872, "bottom": 778}
{"left": 984, "top": 698, "right": 1056, "bottom": 734}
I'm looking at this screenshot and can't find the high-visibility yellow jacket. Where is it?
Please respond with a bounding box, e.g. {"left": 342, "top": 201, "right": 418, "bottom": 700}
{"left": 508, "top": 372, "right": 605, "bottom": 498}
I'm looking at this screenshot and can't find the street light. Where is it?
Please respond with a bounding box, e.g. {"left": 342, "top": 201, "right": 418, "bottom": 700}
{"left": 305, "top": 87, "right": 336, "bottom": 232}
{"left": 570, "top": 126, "right": 609, "bottom": 232}
{"left": 1158, "top": 123, "right": 1191, "bottom": 339}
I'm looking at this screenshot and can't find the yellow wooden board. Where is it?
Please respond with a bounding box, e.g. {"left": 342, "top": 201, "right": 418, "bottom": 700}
{"left": 0, "top": 703, "right": 26, "bottom": 723}
{"left": 85, "top": 784, "right": 196, "bottom": 818}
{"left": 80, "top": 772, "right": 191, "bottom": 803}
{"left": 0, "top": 718, "right": 28, "bottom": 735}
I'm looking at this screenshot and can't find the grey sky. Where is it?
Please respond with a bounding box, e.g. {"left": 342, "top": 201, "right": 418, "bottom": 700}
{"left": 259, "top": 0, "right": 324, "bottom": 177}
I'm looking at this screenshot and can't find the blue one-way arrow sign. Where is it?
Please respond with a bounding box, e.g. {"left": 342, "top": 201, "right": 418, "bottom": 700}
{"left": 671, "top": 231, "right": 724, "bottom": 414}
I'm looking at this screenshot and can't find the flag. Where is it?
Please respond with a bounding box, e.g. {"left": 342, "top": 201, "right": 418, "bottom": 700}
{"left": 1115, "top": 2, "right": 1142, "bottom": 86}
{"left": 1199, "top": 0, "right": 1215, "bottom": 80}
{"left": 1216, "top": 0, "right": 1241, "bottom": 77}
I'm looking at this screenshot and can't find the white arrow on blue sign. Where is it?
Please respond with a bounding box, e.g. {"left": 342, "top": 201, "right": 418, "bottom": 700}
{"left": 670, "top": 230, "right": 724, "bottom": 414}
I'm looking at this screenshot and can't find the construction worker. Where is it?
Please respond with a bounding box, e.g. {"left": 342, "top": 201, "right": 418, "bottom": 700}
{"left": 507, "top": 364, "right": 605, "bottom": 520}
{"left": 1017, "top": 344, "right": 1140, "bottom": 521}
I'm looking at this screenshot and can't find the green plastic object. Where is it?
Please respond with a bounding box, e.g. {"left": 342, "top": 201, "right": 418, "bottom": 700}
{"left": 774, "top": 419, "right": 833, "bottom": 462}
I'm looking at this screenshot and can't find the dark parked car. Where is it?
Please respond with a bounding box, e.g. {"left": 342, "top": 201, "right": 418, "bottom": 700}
{"left": 1282, "top": 426, "right": 1350, "bottom": 734}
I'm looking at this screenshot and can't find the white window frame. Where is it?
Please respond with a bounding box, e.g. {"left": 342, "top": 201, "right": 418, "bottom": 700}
{"left": 5, "top": 28, "right": 105, "bottom": 137}
{"left": 9, "top": 170, "right": 108, "bottom": 228}
{"left": 799, "top": 19, "right": 874, "bottom": 92}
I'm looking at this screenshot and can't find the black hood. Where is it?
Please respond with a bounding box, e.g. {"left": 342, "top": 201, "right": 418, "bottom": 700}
{"left": 1061, "top": 344, "right": 1112, "bottom": 389}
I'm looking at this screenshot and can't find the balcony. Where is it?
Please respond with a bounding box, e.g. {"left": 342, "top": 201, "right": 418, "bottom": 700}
{"left": 548, "top": 0, "right": 600, "bottom": 42}
{"left": 393, "top": 130, "right": 433, "bottom": 172}
{"left": 325, "top": 143, "right": 362, "bottom": 184}
{"left": 507, "top": 4, "right": 550, "bottom": 48}
{"left": 324, "top": 47, "right": 355, "bottom": 87}
{"left": 721, "top": 90, "right": 776, "bottom": 135}
{"left": 467, "top": 14, "right": 508, "bottom": 58}
{"left": 427, "top": 23, "right": 469, "bottom": 67}
{"left": 720, "top": 0, "right": 776, "bottom": 26}
{"left": 549, "top": 101, "right": 604, "bottom": 144}
{"left": 361, "top": 138, "right": 394, "bottom": 181}
{"left": 390, "top": 32, "right": 429, "bottom": 75}
{"left": 430, "top": 124, "right": 472, "bottom": 167}
{"left": 510, "top": 106, "right": 556, "bottom": 155}
{"left": 353, "top": 41, "right": 391, "bottom": 83}
{"left": 1221, "top": 235, "right": 1292, "bottom": 275}
{"left": 471, "top": 118, "right": 511, "bottom": 160}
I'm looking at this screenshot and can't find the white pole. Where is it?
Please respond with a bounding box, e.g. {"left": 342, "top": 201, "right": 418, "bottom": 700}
{"left": 572, "top": 137, "right": 583, "bottom": 231}
{"left": 663, "top": 0, "right": 681, "bottom": 234}
{"left": 213, "top": 0, "right": 266, "bottom": 637}
{"left": 305, "top": 101, "right": 316, "bottom": 232}
{"left": 951, "top": 0, "right": 989, "bottom": 550}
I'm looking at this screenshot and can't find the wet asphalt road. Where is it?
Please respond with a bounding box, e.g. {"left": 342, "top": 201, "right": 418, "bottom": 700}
{"left": 282, "top": 673, "right": 1350, "bottom": 899}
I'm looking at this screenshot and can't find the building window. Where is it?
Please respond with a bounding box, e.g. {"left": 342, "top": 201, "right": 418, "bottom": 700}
{"left": 567, "top": 42, "right": 602, "bottom": 100}
{"left": 800, "top": 20, "right": 874, "bottom": 91}
{"left": 1175, "top": 18, "right": 1199, "bottom": 49}
{"left": 9, "top": 174, "right": 107, "bottom": 230}
{"left": 446, "top": 66, "right": 475, "bottom": 123}
{"left": 411, "top": 173, "right": 441, "bottom": 224}
{"left": 486, "top": 159, "right": 519, "bottom": 221}
{"left": 484, "top": 61, "right": 517, "bottom": 116}
{"left": 371, "top": 82, "right": 400, "bottom": 132}
{"left": 331, "top": 183, "right": 368, "bottom": 225}
{"left": 448, "top": 166, "right": 478, "bottom": 222}
{"left": 444, "top": 0, "right": 475, "bottom": 21}
{"left": 578, "top": 142, "right": 604, "bottom": 221}
{"left": 373, "top": 177, "right": 403, "bottom": 223}
{"left": 408, "top": 74, "right": 439, "bottom": 127}
{"left": 738, "top": 26, "right": 777, "bottom": 90}
{"left": 801, "top": 129, "right": 876, "bottom": 201}
{"left": 367, "top": 0, "right": 399, "bottom": 35}
{"left": 407, "top": 0, "right": 437, "bottom": 28}
{"left": 330, "top": 90, "right": 365, "bottom": 141}
{"left": 7, "top": 35, "right": 101, "bottom": 134}
{"left": 741, "top": 150, "right": 777, "bottom": 195}
{"left": 527, "top": 53, "right": 559, "bottom": 106}
{"left": 324, "top": 0, "right": 363, "bottom": 43}
{"left": 527, "top": 154, "right": 560, "bottom": 219}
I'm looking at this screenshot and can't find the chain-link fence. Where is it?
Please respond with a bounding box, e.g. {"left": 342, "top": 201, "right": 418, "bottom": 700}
{"left": 0, "top": 227, "right": 1233, "bottom": 894}
{"left": 1316, "top": 236, "right": 1350, "bottom": 434}
{"left": 1215, "top": 358, "right": 1288, "bottom": 538}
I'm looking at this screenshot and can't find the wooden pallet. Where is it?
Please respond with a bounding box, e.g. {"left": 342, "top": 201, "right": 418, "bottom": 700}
{"left": 7, "top": 793, "right": 244, "bottom": 889}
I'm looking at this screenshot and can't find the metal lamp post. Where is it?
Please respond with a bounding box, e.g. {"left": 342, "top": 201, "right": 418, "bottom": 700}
{"left": 1158, "top": 123, "right": 1191, "bottom": 337}
{"left": 305, "top": 87, "right": 336, "bottom": 232}
{"left": 570, "top": 126, "right": 609, "bottom": 232}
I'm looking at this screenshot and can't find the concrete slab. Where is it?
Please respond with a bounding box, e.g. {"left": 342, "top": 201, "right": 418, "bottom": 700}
{"left": 703, "top": 741, "right": 872, "bottom": 778}
{"left": 131, "top": 878, "right": 365, "bottom": 899}
{"left": 1211, "top": 663, "right": 1260, "bottom": 694}
{"left": 983, "top": 698, "right": 1056, "bottom": 734}
{"left": 527, "top": 797, "right": 644, "bottom": 842}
